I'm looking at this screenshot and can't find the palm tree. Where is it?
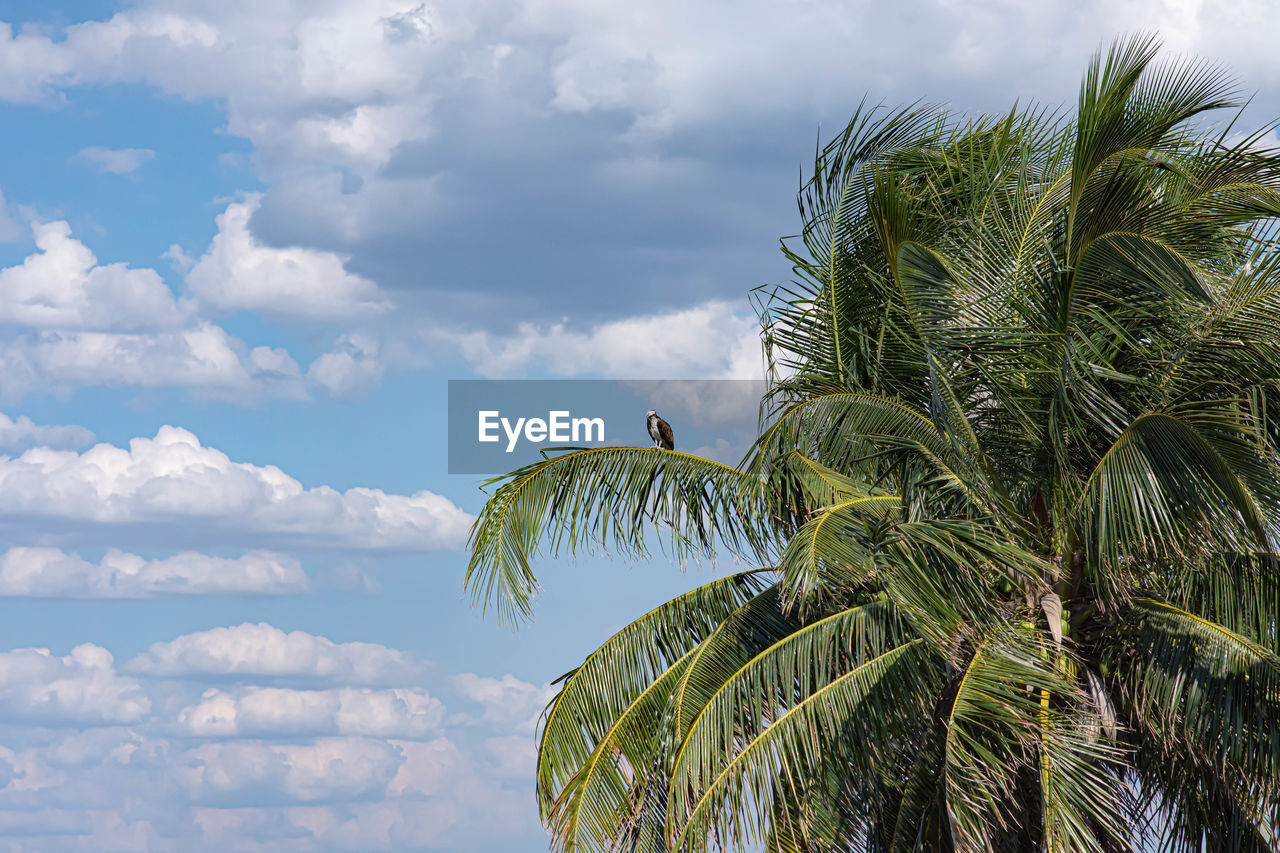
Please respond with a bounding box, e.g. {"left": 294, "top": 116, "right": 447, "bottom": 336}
{"left": 465, "top": 36, "right": 1280, "bottom": 851}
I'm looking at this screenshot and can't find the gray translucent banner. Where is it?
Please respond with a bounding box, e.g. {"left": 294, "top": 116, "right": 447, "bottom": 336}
{"left": 447, "top": 380, "right": 768, "bottom": 475}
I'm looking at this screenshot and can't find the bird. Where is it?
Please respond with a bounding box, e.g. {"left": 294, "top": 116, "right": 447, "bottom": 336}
{"left": 645, "top": 410, "right": 674, "bottom": 450}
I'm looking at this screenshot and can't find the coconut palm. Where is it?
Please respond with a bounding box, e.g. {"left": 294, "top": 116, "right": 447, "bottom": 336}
{"left": 465, "top": 36, "right": 1280, "bottom": 851}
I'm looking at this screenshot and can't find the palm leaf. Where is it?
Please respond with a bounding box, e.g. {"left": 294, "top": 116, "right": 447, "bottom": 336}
{"left": 467, "top": 447, "right": 767, "bottom": 623}
{"left": 538, "top": 570, "right": 771, "bottom": 821}
{"left": 669, "top": 640, "right": 936, "bottom": 851}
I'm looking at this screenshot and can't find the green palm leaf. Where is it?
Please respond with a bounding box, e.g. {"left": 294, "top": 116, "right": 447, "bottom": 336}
{"left": 1112, "top": 598, "right": 1280, "bottom": 784}
{"left": 467, "top": 447, "right": 767, "bottom": 623}
{"left": 671, "top": 601, "right": 916, "bottom": 810}
{"left": 670, "top": 639, "right": 936, "bottom": 851}
{"left": 538, "top": 570, "right": 770, "bottom": 821}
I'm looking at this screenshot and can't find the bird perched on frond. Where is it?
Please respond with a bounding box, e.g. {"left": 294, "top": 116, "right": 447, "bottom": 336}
{"left": 645, "top": 410, "right": 674, "bottom": 450}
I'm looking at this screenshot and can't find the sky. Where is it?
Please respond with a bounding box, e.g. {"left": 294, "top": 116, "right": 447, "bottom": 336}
{"left": 0, "top": 1, "right": 1274, "bottom": 850}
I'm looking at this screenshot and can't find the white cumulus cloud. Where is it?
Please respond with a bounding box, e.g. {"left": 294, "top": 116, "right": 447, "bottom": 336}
{"left": 0, "top": 324, "right": 307, "bottom": 401}
{"left": 0, "top": 424, "right": 472, "bottom": 551}
{"left": 452, "top": 673, "right": 555, "bottom": 733}
{"left": 127, "top": 622, "right": 424, "bottom": 685}
{"left": 306, "top": 332, "right": 383, "bottom": 397}
{"left": 0, "top": 222, "right": 316, "bottom": 400}
{"left": 0, "top": 644, "right": 149, "bottom": 725}
{"left": 175, "top": 686, "right": 444, "bottom": 738}
{"left": 185, "top": 196, "right": 391, "bottom": 321}
{"left": 0, "top": 220, "right": 183, "bottom": 332}
{"left": 0, "top": 622, "right": 545, "bottom": 849}
{"left": 176, "top": 737, "right": 404, "bottom": 805}
{"left": 0, "top": 411, "right": 93, "bottom": 453}
{"left": 440, "top": 298, "right": 764, "bottom": 378}
{"left": 0, "top": 547, "right": 308, "bottom": 598}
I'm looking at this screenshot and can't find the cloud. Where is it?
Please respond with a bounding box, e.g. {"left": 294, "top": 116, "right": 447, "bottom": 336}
{"left": 0, "top": 2, "right": 787, "bottom": 324}
{"left": 0, "top": 411, "right": 93, "bottom": 453}
{"left": 0, "top": 220, "right": 183, "bottom": 332}
{"left": 482, "top": 734, "right": 537, "bottom": 777}
{"left": 175, "top": 686, "right": 444, "bottom": 738}
{"left": 440, "top": 298, "right": 763, "bottom": 378}
{"left": 0, "top": 644, "right": 149, "bottom": 725}
{"left": 452, "top": 673, "right": 554, "bottom": 733}
{"left": 176, "top": 737, "right": 404, "bottom": 806}
{"left": 306, "top": 333, "right": 383, "bottom": 397}
{"left": 127, "top": 623, "right": 423, "bottom": 685}
{"left": 0, "top": 425, "right": 472, "bottom": 551}
{"left": 0, "top": 325, "right": 308, "bottom": 401}
{"left": 0, "top": 221, "right": 316, "bottom": 400}
{"left": 76, "top": 146, "right": 156, "bottom": 175}
{"left": 0, "top": 547, "right": 308, "bottom": 598}
{"left": 5, "top": 0, "right": 1275, "bottom": 332}
{"left": 185, "top": 197, "right": 391, "bottom": 321}
{"left": 0, "top": 624, "right": 545, "bottom": 849}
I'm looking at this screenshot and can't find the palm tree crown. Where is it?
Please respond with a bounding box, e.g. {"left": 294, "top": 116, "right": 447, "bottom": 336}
{"left": 466, "top": 36, "right": 1280, "bottom": 852}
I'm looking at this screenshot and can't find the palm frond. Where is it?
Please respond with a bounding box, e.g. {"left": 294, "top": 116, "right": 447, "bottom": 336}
{"left": 1110, "top": 598, "right": 1280, "bottom": 785}
{"left": 538, "top": 570, "right": 771, "bottom": 821}
{"left": 669, "top": 640, "right": 937, "bottom": 852}
{"left": 467, "top": 447, "right": 767, "bottom": 623}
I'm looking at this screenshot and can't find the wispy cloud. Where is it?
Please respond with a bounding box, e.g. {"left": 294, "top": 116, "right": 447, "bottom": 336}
{"left": 76, "top": 146, "right": 155, "bottom": 175}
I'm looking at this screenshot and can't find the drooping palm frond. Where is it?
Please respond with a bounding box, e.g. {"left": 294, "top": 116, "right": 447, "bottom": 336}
{"left": 549, "top": 650, "right": 694, "bottom": 853}
{"left": 669, "top": 584, "right": 803, "bottom": 744}
{"left": 671, "top": 601, "right": 915, "bottom": 813}
{"left": 872, "top": 520, "right": 1050, "bottom": 647}
{"left": 1154, "top": 554, "right": 1280, "bottom": 654}
{"left": 467, "top": 448, "right": 769, "bottom": 623}
{"left": 1127, "top": 720, "right": 1278, "bottom": 853}
{"left": 746, "top": 391, "right": 1004, "bottom": 520}
{"left": 939, "top": 630, "right": 1125, "bottom": 852}
{"left": 669, "top": 639, "right": 937, "bottom": 852}
{"left": 775, "top": 493, "right": 897, "bottom": 605}
{"left": 538, "top": 570, "right": 771, "bottom": 820}
{"left": 1079, "top": 408, "right": 1273, "bottom": 601}
{"left": 1109, "top": 598, "right": 1280, "bottom": 787}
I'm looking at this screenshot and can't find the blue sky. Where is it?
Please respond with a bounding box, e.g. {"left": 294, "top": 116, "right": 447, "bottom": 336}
{"left": 0, "top": 1, "right": 1273, "bottom": 850}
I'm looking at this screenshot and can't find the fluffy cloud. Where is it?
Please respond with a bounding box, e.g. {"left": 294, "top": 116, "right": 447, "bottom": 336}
{"left": 305, "top": 333, "right": 383, "bottom": 397}
{"left": 0, "top": 411, "right": 92, "bottom": 453}
{"left": 0, "top": 547, "right": 308, "bottom": 598}
{"left": 452, "top": 673, "right": 554, "bottom": 732}
{"left": 0, "top": 644, "right": 149, "bottom": 725}
{"left": 0, "top": 325, "right": 306, "bottom": 401}
{"left": 0, "top": 425, "right": 472, "bottom": 551}
{"left": 184, "top": 197, "right": 391, "bottom": 321}
{"left": 176, "top": 737, "right": 404, "bottom": 806}
{"left": 0, "top": 624, "right": 546, "bottom": 849}
{"left": 0, "top": 220, "right": 183, "bottom": 332}
{"left": 4, "top": 2, "right": 1221, "bottom": 150}
{"left": 76, "top": 146, "right": 155, "bottom": 175}
{"left": 175, "top": 686, "right": 443, "bottom": 738}
{"left": 127, "top": 623, "right": 422, "bottom": 684}
{"left": 441, "top": 298, "right": 763, "bottom": 378}
{"left": 482, "top": 734, "right": 537, "bottom": 778}
{"left": 0, "top": 221, "right": 315, "bottom": 400}
{"left": 4, "top": 1, "right": 1277, "bottom": 330}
